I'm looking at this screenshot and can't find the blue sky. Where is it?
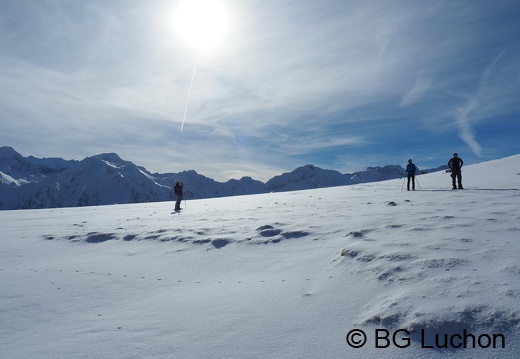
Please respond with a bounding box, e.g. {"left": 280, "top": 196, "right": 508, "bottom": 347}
{"left": 1, "top": 0, "right": 519, "bottom": 181}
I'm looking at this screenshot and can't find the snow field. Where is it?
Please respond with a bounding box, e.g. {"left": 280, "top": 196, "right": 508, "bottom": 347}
{"left": 1, "top": 155, "right": 520, "bottom": 358}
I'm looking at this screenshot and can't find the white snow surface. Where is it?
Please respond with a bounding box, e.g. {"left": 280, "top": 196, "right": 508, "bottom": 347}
{"left": 0, "top": 171, "right": 22, "bottom": 187}
{"left": 1, "top": 155, "right": 520, "bottom": 358}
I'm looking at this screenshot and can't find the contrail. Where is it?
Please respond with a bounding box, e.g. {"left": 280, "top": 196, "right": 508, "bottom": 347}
{"left": 180, "top": 50, "right": 200, "bottom": 133}
{"left": 455, "top": 52, "right": 504, "bottom": 157}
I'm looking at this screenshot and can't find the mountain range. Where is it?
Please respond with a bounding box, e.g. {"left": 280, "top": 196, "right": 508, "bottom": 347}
{"left": 0, "top": 146, "right": 446, "bottom": 210}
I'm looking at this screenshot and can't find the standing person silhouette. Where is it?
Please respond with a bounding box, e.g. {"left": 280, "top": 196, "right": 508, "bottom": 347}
{"left": 405, "top": 159, "right": 417, "bottom": 191}
{"left": 448, "top": 153, "right": 464, "bottom": 190}
{"left": 174, "top": 180, "right": 184, "bottom": 211}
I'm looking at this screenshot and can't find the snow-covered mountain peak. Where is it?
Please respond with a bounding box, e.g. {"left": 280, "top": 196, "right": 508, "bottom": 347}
{"left": 95, "top": 153, "right": 125, "bottom": 166}
{"left": 0, "top": 146, "right": 28, "bottom": 174}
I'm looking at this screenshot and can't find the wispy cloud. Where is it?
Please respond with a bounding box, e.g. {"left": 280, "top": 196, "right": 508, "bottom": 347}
{"left": 454, "top": 52, "right": 508, "bottom": 157}
{"left": 1, "top": 0, "right": 520, "bottom": 179}
{"left": 400, "top": 76, "right": 432, "bottom": 108}
{"left": 455, "top": 98, "right": 482, "bottom": 156}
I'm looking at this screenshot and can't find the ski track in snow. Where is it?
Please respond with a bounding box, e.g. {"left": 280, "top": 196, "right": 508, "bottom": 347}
{"left": 1, "top": 155, "right": 520, "bottom": 358}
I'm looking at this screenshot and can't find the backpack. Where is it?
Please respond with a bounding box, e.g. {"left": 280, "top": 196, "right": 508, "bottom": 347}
{"left": 406, "top": 163, "right": 418, "bottom": 175}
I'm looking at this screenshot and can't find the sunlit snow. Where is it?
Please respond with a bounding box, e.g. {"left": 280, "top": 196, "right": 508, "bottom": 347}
{"left": 1, "top": 155, "right": 519, "bottom": 358}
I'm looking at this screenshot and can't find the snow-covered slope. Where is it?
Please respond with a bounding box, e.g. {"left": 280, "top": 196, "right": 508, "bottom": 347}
{"left": 1, "top": 155, "right": 519, "bottom": 358}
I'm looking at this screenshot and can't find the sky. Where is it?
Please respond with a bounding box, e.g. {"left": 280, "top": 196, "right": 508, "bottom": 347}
{"left": 1, "top": 0, "right": 519, "bottom": 182}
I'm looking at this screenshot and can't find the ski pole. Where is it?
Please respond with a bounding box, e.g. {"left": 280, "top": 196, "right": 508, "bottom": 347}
{"left": 401, "top": 177, "right": 405, "bottom": 191}
{"left": 415, "top": 177, "right": 422, "bottom": 190}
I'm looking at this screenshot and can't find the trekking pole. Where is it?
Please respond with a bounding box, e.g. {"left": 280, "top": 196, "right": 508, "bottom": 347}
{"left": 401, "top": 177, "right": 405, "bottom": 191}
{"left": 415, "top": 176, "right": 422, "bottom": 190}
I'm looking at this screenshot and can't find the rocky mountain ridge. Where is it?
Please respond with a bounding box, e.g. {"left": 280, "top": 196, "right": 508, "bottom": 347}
{"left": 0, "top": 146, "right": 445, "bottom": 210}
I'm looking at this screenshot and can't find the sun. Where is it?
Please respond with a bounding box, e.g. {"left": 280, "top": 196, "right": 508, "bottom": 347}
{"left": 174, "top": 0, "right": 228, "bottom": 51}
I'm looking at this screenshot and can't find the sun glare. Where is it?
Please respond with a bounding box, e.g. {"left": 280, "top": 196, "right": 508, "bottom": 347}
{"left": 174, "top": 0, "right": 228, "bottom": 51}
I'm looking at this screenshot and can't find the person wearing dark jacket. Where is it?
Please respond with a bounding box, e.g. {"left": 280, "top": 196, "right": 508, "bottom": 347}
{"left": 174, "top": 180, "right": 183, "bottom": 211}
{"left": 448, "top": 153, "right": 464, "bottom": 189}
{"left": 405, "top": 159, "right": 417, "bottom": 191}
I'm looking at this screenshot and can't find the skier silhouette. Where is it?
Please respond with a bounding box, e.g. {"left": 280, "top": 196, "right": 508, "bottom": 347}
{"left": 448, "top": 153, "right": 464, "bottom": 190}
{"left": 174, "top": 180, "right": 184, "bottom": 211}
{"left": 405, "top": 159, "right": 417, "bottom": 191}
